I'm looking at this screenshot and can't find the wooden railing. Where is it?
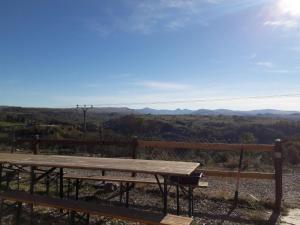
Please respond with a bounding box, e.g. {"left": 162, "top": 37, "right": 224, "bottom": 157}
{"left": 12, "top": 136, "right": 283, "bottom": 213}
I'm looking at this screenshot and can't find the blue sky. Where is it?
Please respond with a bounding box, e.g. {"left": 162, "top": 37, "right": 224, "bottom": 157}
{"left": 1, "top": 0, "right": 300, "bottom": 110}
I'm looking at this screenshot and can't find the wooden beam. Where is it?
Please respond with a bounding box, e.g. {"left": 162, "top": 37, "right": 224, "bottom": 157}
{"left": 16, "top": 139, "right": 132, "bottom": 147}
{"left": 16, "top": 138, "right": 275, "bottom": 152}
{"left": 138, "top": 140, "right": 274, "bottom": 152}
{"left": 196, "top": 169, "right": 275, "bottom": 180}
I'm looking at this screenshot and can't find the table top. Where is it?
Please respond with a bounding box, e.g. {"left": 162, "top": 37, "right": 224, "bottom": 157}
{"left": 0, "top": 153, "right": 199, "bottom": 176}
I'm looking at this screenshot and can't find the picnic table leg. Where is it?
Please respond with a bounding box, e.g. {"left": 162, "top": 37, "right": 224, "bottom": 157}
{"left": 86, "top": 213, "right": 90, "bottom": 225}
{"left": 0, "top": 163, "right": 2, "bottom": 191}
{"left": 17, "top": 172, "right": 20, "bottom": 191}
{"left": 55, "top": 174, "right": 59, "bottom": 194}
{"left": 67, "top": 178, "right": 71, "bottom": 198}
{"left": 163, "top": 176, "right": 168, "bottom": 215}
{"left": 0, "top": 197, "right": 3, "bottom": 225}
{"left": 0, "top": 164, "right": 2, "bottom": 225}
{"left": 45, "top": 175, "right": 50, "bottom": 196}
{"left": 176, "top": 184, "right": 180, "bottom": 215}
{"left": 125, "top": 183, "right": 129, "bottom": 208}
{"left": 75, "top": 179, "right": 79, "bottom": 200}
{"left": 15, "top": 202, "right": 22, "bottom": 225}
{"left": 69, "top": 211, "right": 75, "bottom": 225}
{"left": 30, "top": 166, "right": 35, "bottom": 225}
{"left": 59, "top": 168, "right": 64, "bottom": 213}
{"left": 70, "top": 178, "right": 77, "bottom": 225}
{"left": 60, "top": 168, "right": 64, "bottom": 199}
{"left": 119, "top": 182, "right": 123, "bottom": 203}
{"left": 188, "top": 186, "right": 194, "bottom": 217}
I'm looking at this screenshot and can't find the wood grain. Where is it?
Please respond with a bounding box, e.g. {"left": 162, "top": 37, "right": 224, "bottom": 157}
{"left": 0, "top": 153, "right": 199, "bottom": 176}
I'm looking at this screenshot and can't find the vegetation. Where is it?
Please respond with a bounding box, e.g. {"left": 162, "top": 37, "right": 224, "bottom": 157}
{"left": 0, "top": 107, "right": 300, "bottom": 165}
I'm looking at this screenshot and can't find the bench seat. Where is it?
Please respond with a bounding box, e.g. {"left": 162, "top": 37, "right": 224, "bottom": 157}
{"left": 64, "top": 174, "right": 208, "bottom": 188}
{"left": 0, "top": 191, "right": 192, "bottom": 225}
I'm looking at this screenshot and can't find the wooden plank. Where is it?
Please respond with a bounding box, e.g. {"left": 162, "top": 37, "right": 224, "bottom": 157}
{"left": 64, "top": 174, "right": 209, "bottom": 188}
{"left": 0, "top": 191, "right": 192, "bottom": 225}
{"left": 0, "top": 153, "right": 199, "bottom": 176}
{"left": 138, "top": 140, "right": 274, "bottom": 152}
{"left": 197, "top": 169, "right": 275, "bottom": 180}
{"left": 64, "top": 174, "right": 163, "bottom": 184}
{"left": 16, "top": 139, "right": 132, "bottom": 147}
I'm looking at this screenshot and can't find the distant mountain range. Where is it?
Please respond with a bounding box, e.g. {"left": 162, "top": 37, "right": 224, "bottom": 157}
{"left": 135, "top": 108, "right": 300, "bottom": 116}
{"left": 1, "top": 106, "right": 300, "bottom": 117}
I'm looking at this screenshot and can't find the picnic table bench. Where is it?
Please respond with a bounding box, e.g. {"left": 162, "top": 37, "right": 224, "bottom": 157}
{"left": 64, "top": 173, "right": 208, "bottom": 215}
{"left": 0, "top": 190, "right": 192, "bottom": 225}
{"left": 0, "top": 153, "right": 199, "bottom": 224}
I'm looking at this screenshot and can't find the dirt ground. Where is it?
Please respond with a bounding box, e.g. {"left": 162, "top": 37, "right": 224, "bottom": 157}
{"left": 0, "top": 167, "right": 299, "bottom": 225}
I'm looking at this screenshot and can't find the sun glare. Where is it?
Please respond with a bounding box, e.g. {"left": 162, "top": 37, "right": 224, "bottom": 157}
{"left": 279, "top": 0, "right": 300, "bottom": 17}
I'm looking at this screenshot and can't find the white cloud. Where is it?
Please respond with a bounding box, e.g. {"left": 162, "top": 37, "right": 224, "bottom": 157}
{"left": 255, "top": 61, "right": 274, "bottom": 68}
{"left": 264, "top": 20, "right": 298, "bottom": 29}
{"left": 133, "top": 80, "right": 192, "bottom": 90}
{"left": 278, "top": 0, "right": 300, "bottom": 17}
{"left": 266, "top": 69, "right": 295, "bottom": 73}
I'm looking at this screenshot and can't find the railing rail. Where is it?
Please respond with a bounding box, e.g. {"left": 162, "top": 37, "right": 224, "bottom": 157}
{"left": 12, "top": 136, "right": 282, "bottom": 212}
{"left": 138, "top": 140, "right": 274, "bottom": 152}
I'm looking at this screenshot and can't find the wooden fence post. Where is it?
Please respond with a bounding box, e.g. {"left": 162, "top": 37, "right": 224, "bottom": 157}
{"left": 274, "top": 139, "right": 283, "bottom": 213}
{"left": 33, "top": 135, "right": 39, "bottom": 155}
{"left": 131, "top": 136, "right": 138, "bottom": 178}
{"left": 11, "top": 126, "right": 16, "bottom": 153}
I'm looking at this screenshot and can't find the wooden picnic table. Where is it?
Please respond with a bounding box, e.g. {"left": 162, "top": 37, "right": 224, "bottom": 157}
{"left": 0, "top": 153, "right": 200, "bottom": 214}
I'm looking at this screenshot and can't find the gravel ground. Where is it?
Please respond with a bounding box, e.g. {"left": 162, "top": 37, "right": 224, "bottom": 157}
{"left": 1, "top": 167, "right": 299, "bottom": 225}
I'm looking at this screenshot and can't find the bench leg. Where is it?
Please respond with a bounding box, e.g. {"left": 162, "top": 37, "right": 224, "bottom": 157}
{"left": 15, "top": 202, "right": 22, "bottom": 225}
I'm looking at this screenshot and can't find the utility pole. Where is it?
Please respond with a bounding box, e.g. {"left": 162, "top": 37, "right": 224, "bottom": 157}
{"left": 76, "top": 104, "right": 93, "bottom": 136}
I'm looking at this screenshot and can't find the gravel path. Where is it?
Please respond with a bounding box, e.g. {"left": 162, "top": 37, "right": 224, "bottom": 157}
{"left": 280, "top": 209, "right": 300, "bottom": 225}
{"left": 1, "top": 167, "right": 299, "bottom": 224}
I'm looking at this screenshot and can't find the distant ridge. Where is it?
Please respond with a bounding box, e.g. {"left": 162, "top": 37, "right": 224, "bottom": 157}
{"left": 0, "top": 106, "right": 299, "bottom": 116}
{"left": 137, "top": 107, "right": 193, "bottom": 115}
{"left": 136, "top": 108, "right": 300, "bottom": 116}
